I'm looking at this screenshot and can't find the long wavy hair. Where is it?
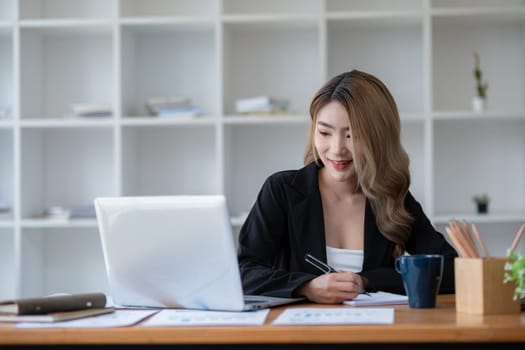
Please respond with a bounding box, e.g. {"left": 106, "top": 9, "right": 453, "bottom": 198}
{"left": 304, "top": 70, "right": 413, "bottom": 257}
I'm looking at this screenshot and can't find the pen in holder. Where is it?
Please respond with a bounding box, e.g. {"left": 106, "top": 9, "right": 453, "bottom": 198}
{"left": 445, "top": 220, "right": 521, "bottom": 315}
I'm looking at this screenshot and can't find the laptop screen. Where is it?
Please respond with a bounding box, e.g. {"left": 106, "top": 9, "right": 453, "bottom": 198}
{"left": 94, "top": 195, "right": 247, "bottom": 311}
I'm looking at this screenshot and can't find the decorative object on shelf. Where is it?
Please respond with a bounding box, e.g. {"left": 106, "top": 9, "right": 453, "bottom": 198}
{"left": 504, "top": 224, "right": 525, "bottom": 300}
{"left": 472, "top": 193, "right": 489, "bottom": 214}
{"left": 69, "top": 103, "right": 112, "bottom": 118}
{"left": 43, "top": 206, "right": 70, "bottom": 220}
{"left": 472, "top": 51, "right": 488, "bottom": 112}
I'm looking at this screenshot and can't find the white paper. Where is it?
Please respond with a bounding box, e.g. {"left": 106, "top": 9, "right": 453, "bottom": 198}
{"left": 343, "top": 291, "right": 408, "bottom": 307}
{"left": 15, "top": 310, "right": 158, "bottom": 328}
{"left": 141, "top": 309, "right": 270, "bottom": 327}
{"left": 272, "top": 307, "right": 394, "bottom": 325}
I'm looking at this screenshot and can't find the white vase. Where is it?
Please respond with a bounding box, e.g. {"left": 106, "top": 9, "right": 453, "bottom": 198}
{"left": 472, "top": 96, "right": 486, "bottom": 113}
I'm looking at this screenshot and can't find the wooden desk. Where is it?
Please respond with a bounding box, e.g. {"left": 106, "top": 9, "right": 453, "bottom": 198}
{"left": 0, "top": 295, "right": 524, "bottom": 349}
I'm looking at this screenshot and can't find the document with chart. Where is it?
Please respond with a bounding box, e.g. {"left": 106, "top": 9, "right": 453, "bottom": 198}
{"left": 272, "top": 307, "right": 394, "bottom": 325}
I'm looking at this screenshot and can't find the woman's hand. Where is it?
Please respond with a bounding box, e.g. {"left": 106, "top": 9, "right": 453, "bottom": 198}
{"left": 297, "top": 271, "right": 363, "bottom": 304}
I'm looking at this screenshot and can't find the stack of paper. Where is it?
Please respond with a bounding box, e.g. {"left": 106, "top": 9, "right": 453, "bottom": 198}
{"left": 146, "top": 96, "right": 202, "bottom": 118}
{"left": 343, "top": 291, "right": 408, "bottom": 307}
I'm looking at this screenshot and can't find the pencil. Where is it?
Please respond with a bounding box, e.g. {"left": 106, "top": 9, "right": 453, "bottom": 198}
{"left": 450, "top": 220, "right": 478, "bottom": 258}
{"left": 445, "top": 226, "right": 468, "bottom": 258}
{"left": 510, "top": 224, "right": 525, "bottom": 254}
{"left": 461, "top": 220, "right": 479, "bottom": 257}
{"left": 471, "top": 223, "right": 490, "bottom": 257}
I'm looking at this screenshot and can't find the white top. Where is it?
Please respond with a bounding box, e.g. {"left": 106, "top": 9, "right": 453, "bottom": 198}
{"left": 326, "top": 246, "right": 364, "bottom": 273}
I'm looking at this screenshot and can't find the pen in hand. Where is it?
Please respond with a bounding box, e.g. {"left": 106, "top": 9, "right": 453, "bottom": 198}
{"left": 304, "top": 253, "right": 370, "bottom": 296}
{"left": 304, "top": 253, "right": 336, "bottom": 273}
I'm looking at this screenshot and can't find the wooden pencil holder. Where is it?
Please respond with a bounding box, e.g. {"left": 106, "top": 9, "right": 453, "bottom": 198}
{"left": 454, "top": 257, "right": 520, "bottom": 315}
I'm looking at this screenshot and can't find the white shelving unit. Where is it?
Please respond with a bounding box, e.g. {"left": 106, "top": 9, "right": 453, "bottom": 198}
{"left": 0, "top": 0, "right": 524, "bottom": 299}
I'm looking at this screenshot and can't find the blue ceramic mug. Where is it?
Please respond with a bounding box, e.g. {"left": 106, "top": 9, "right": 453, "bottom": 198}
{"left": 394, "top": 254, "right": 444, "bottom": 308}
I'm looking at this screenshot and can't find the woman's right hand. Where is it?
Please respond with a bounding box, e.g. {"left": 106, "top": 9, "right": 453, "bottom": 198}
{"left": 297, "top": 271, "right": 363, "bottom": 304}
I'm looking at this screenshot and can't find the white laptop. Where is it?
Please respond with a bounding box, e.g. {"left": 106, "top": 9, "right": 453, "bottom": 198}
{"left": 94, "top": 195, "right": 303, "bottom": 311}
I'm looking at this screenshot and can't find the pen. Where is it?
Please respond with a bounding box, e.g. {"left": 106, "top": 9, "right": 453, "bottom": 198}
{"left": 304, "top": 253, "right": 337, "bottom": 274}
{"left": 304, "top": 253, "right": 370, "bottom": 296}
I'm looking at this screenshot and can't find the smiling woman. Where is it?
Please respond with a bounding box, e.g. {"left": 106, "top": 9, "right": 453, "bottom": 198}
{"left": 237, "top": 70, "right": 458, "bottom": 305}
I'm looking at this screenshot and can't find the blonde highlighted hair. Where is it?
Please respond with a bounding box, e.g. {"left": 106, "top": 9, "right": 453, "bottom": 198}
{"left": 304, "top": 70, "right": 413, "bottom": 257}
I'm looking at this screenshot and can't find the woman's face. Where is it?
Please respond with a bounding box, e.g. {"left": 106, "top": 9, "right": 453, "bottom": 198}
{"left": 314, "top": 101, "right": 356, "bottom": 183}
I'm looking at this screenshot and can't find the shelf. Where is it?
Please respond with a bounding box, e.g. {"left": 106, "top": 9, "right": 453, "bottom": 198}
{"left": 223, "top": 123, "right": 308, "bottom": 216}
{"left": 20, "top": 26, "right": 114, "bottom": 120}
{"left": 20, "top": 227, "right": 108, "bottom": 297}
{"left": 0, "top": 227, "right": 15, "bottom": 299}
{"left": 222, "top": 114, "right": 308, "bottom": 125}
{"left": 121, "top": 23, "right": 217, "bottom": 118}
{"left": 0, "top": 0, "right": 14, "bottom": 21}
{"left": 19, "top": 0, "right": 115, "bottom": 20}
{"left": 433, "top": 119, "right": 525, "bottom": 215}
{"left": 18, "top": 19, "right": 114, "bottom": 28}
{"left": 1, "top": 0, "right": 524, "bottom": 299}
{"left": 433, "top": 212, "right": 525, "bottom": 225}
{"left": 121, "top": 116, "right": 218, "bottom": 126}
{"left": 121, "top": 125, "right": 219, "bottom": 197}
{"left": 0, "top": 220, "right": 14, "bottom": 227}
{"left": 120, "top": 0, "right": 219, "bottom": 18}
{"left": 326, "top": 0, "right": 424, "bottom": 12}
{"left": 20, "top": 128, "right": 114, "bottom": 220}
{"left": 223, "top": 22, "right": 320, "bottom": 115}
{"left": 20, "top": 118, "right": 114, "bottom": 128}
{"left": 0, "top": 128, "right": 13, "bottom": 216}
{"left": 0, "top": 28, "right": 12, "bottom": 119}
{"left": 223, "top": 0, "right": 321, "bottom": 16}
{"left": 432, "top": 111, "right": 525, "bottom": 121}
{"left": 432, "top": 14, "right": 525, "bottom": 112}
{"left": 21, "top": 218, "right": 98, "bottom": 228}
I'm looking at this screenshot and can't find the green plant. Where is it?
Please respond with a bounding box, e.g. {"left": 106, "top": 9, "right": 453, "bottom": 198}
{"left": 474, "top": 51, "right": 488, "bottom": 98}
{"left": 472, "top": 193, "right": 489, "bottom": 205}
{"left": 504, "top": 250, "right": 525, "bottom": 300}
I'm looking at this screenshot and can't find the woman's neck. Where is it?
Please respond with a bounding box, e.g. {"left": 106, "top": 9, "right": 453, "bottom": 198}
{"left": 318, "top": 167, "right": 360, "bottom": 199}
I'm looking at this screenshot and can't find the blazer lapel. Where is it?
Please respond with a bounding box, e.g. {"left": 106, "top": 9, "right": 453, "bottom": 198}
{"left": 287, "top": 163, "right": 327, "bottom": 273}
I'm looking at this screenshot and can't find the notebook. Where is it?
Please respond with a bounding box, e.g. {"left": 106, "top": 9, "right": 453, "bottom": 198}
{"left": 94, "top": 195, "right": 303, "bottom": 312}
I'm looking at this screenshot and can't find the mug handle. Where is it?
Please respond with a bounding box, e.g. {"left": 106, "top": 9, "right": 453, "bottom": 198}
{"left": 394, "top": 257, "right": 402, "bottom": 274}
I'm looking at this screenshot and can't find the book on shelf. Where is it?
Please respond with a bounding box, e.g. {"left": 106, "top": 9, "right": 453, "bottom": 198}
{"left": 155, "top": 106, "right": 203, "bottom": 118}
{"left": 235, "top": 96, "right": 289, "bottom": 114}
{"left": 0, "top": 307, "right": 114, "bottom": 323}
{"left": 0, "top": 292, "right": 107, "bottom": 315}
{"left": 145, "top": 96, "right": 202, "bottom": 117}
{"left": 70, "top": 103, "right": 112, "bottom": 118}
{"left": 146, "top": 96, "right": 190, "bottom": 107}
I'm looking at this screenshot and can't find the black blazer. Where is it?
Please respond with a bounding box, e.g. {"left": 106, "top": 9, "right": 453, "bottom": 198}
{"left": 237, "top": 162, "right": 458, "bottom": 297}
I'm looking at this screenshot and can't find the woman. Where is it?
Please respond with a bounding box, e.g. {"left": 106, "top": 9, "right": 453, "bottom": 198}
{"left": 237, "top": 70, "right": 457, "bottom": 304}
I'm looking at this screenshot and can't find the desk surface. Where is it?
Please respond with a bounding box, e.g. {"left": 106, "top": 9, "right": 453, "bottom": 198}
{"left": 0, "top": 295, "right": 524, "bottom": 346}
